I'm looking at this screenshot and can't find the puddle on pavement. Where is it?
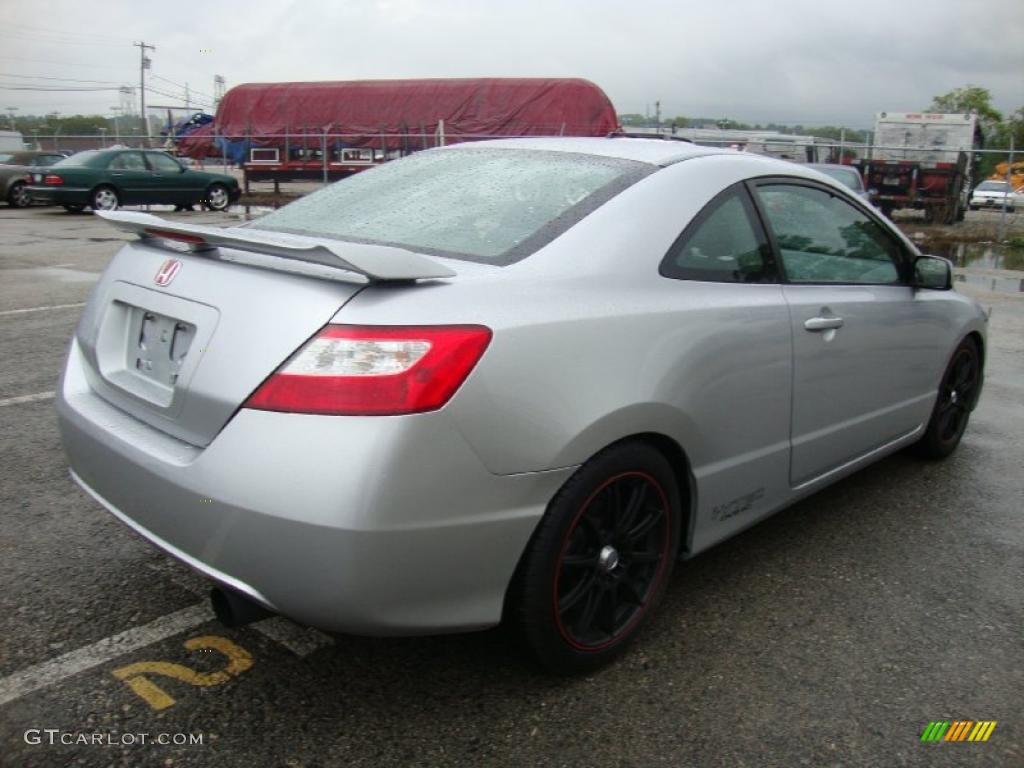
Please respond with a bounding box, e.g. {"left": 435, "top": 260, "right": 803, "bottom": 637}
{"left": 240, "top": 205, "right": 275, "bottom": 221}
{"left": 922, "top": 241, "right": 1024, "bottom": 293}
{"left": 929, "top": 241, "right": 1024, "bottom": 272}
{"left": 954, "top": 272, "right": 1024, "bottom": 293}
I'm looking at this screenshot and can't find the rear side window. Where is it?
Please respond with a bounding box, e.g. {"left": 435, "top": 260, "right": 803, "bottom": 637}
{"left": 660, "top": 185, "right": 774, "bottom": 283}
{"left": 249, "top": 148, "right": 654, "bottom": 264}
{"left": 756, "top": 184, "right": 902, "bottom": 285}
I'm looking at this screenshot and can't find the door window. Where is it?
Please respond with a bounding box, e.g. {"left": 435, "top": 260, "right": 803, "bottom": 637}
{"left": 147, "top": 153, "right": 183, "bottom": 172}
{"left": 661, "top": 185, "right": 773, "bottom": 283}
{"left": 756, "top": 184, "right": 903, "bottom": 284}
{"left": 108, "top": 152, "right": 147, "bottom": 171}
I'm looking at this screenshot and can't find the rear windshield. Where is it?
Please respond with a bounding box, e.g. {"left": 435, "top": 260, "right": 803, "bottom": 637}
{"left": 249, "top": 148, "right": 654, "bottom": 264}
{"left": 52, "top": 151, "right": 103, "bottom": 168}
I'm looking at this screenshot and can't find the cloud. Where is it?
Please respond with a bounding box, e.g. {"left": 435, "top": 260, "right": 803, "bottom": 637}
{"left": 3, "top": 0, "right": 1022, "bottom": 127}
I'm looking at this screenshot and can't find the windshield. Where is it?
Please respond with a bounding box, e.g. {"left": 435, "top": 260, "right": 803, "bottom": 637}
{"left": 249, "top": 148, "right": 654, "bottom": 264}
{"left": 52, "top": 151, "right": 103, "bottom": 168}
{"left": 976, "top": 181, "right": 1008, "bottom": 192}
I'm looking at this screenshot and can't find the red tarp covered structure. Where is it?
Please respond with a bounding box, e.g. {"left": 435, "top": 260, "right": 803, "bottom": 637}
{"left": 179, "top": 78, "right": 619, "bottom": 158}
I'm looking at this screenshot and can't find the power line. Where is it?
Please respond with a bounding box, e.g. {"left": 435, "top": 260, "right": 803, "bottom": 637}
{"left": 149, "top": 74, "right": 216, "bottom": 102}
{"left": 0, "top": 73, "right": 125, "bottom": 85}
{"left": 4, "top": 20, "right": 127, "bottom": 44}
{"left": 0, "top": 85, "right": 122, "bottom": 92}
{"left": 0, "top": 55, "right": 127, "bottom": 71}
{"left": 145, "top": 85, "right": 214, "bottom": 109}
{"left": 3, "top": 31, "right": 120, "bottom": 48}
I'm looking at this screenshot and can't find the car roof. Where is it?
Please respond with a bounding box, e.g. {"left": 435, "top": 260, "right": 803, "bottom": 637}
{"left": 441, "top": 136, "right": 728, "bottom": 166}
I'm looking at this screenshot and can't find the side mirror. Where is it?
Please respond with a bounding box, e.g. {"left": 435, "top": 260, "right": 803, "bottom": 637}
{"left": 180, "top": 165, "right": 188, "bottom": 173}
{"left": 912, "top": 255, "right": 953, "bottom": 290}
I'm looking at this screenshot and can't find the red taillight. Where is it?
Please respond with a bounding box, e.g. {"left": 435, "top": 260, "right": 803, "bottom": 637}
{"left": 43, "top": 174, "right": 64, "bottom": 185}
{"left": 244, "top": 325, "right": 492, "bottom": 416}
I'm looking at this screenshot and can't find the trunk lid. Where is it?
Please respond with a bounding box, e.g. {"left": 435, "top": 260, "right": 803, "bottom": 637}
{"left": 74, "top": 214, "right": 456, "bottom": 447}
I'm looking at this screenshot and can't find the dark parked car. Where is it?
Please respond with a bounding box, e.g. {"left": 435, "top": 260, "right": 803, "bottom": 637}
{"left": 27, "top": 149, "right": 240, "bottom": 212}
{"left": 1, "top": 150, "right": 69, "bottom": 207}
{"left": 807, "top": 163, "right": 872, "bottom": 203}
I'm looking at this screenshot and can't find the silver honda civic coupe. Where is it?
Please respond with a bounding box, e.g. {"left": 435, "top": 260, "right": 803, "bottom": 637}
{"left": 56, "top": 137, "right": 987, "bottom": 673}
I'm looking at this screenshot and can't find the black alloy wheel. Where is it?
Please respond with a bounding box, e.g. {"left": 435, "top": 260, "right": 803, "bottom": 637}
{"left": 554, "top": 471, "right": 671, "bottom": 650}
{"left": 914, "top": 338, "right": 981, "bottom": 459}
{"left": 509, "top": 441, "right": 680, "bottom": 673}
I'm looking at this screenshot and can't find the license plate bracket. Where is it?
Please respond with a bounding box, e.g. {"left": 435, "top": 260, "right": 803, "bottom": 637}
{"left": 130, "top": 308, "right": 195, "bottom": 389}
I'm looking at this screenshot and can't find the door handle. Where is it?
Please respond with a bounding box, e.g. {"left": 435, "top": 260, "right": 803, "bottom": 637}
{"left": 111, "top": 172, "right": 125, "bottom": 177}
{"left": 804, "top": 316, "right": 844, "bottom": 331}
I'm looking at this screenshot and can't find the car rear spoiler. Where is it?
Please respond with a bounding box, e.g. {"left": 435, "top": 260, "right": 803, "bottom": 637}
{"left": 97, "top": 210, "right": 456, "bottom": 282}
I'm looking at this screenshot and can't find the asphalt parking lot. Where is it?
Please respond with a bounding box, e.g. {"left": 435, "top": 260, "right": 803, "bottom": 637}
{"left": 0, "top": 205, "right": 1021, "bottom": 767}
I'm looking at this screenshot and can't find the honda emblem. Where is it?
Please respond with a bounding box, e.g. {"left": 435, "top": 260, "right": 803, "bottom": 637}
{"left": 154, "top": 259, "right": 181, "bottom": 287}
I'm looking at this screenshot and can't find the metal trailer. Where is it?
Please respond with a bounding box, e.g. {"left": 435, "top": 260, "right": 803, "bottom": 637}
{"left": 858, "top": 112, "right": 982, "bottom": 224}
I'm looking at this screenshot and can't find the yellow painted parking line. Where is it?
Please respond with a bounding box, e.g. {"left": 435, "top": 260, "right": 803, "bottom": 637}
{"left": 113, "top": 635, "right": 253, "bottom": 711}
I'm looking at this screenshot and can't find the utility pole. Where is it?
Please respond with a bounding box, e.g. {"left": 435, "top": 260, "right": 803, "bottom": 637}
{"left": 5, "top": 106, "right": 17, "bottom": 130}
{"left": 110, "top": 106, "right": 121, "bottom": 142}
{"left": 134, "top": 40, "right": 155, "bottom": 145}
{"left": 185, "top": 82, "right": 190, "bottom": 112}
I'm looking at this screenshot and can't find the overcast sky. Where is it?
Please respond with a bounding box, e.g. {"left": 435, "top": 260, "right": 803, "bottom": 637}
{"left": 2, "top": 0, "right": 1022, "bottom": 129}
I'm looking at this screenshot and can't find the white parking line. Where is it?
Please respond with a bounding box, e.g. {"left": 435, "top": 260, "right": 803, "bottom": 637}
{"left": 0, "top": 603, "right": 212, "bottom": 707}
{"left": 248, "top": 616, "right": 334, "bottom": 658}
{"left": 0, "top": 302, "right": 86, "bottom": 317}
{"left": 0, "top": 391, "right": 55, "bottom": 408}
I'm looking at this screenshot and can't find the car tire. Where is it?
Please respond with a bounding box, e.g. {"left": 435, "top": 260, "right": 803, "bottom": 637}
{"left": 7, "top": 181, "right": 31, "bottom": 208}
{"left": 203, "top": 183, "right": 231, "bottom": 212}
{"left": 912, "top": 338, "right": 981, "bottom": 460}
{"left": 90, "top": 186, "right": 120, "bottom": 212}
{"left": 508, "top": 441, "right": 681, "bottom": 674}
{"left": 63, "top": 204, "right": 85, "bottom": 213}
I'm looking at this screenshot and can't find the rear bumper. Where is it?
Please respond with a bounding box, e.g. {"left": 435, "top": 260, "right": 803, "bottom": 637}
{"left": 27, "top": 186, "right": 89, "bottom": 205}
{"left": 57, "top": 338, "right": 573, "bottom": 634}
{"left": 970, "top": 197, "right": 1013, "bottom": 209}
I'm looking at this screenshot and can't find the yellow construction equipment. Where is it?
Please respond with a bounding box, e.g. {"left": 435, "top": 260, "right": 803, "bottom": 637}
{"left": 990, "top": 161, "right": 1024, "bottom": 190}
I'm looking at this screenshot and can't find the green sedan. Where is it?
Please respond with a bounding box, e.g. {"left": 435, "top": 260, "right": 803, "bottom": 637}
{"left": 27, "top": 149, "right": 240, "bottom": 213}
